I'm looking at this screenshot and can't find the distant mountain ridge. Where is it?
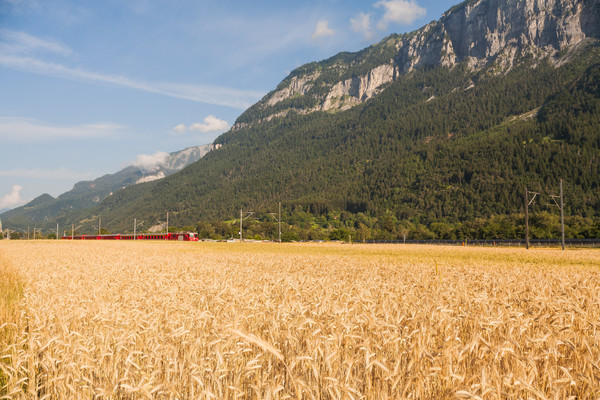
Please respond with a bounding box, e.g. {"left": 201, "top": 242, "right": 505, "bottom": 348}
{"left": 1, "top": 145, "right": 213, "bottom": 230}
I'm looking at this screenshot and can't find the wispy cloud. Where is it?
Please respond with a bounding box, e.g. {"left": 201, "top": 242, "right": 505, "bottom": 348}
{"left": 0, "top": 29, "right": 73, "bottom": 56}
{"left": 0, "top": 29, "right": 264, "bottom": 109}
{"left": 196, "top": 8, "right": 338, "bottom": 69}
{"left": 375, "top": 0, "right": 426, "bottom": 28}
{"left": 311, "top": 20, "right": 335, "bottom": 40}
{"left": 0, "top": 53, "right": 263, "bottom": 109}
{"left": 0, "top": 185, "right": 24, "bottom": 209}
{"left": 0, "top": 116, "right": 124, "bottom": 141}
{"left": 0, "top": 168, "right": 95, "bottom": 180}
{"left": 350, "top": 12, "right": 374, "bottom": 39}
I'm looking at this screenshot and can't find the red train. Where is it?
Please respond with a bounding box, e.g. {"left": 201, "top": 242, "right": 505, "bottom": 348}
{"left": 62, "top": 232, "right": 198, "bottom": 241}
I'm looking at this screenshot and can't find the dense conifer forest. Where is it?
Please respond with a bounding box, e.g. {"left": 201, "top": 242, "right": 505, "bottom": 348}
{"left": 71, "top": 42, "right": 600, "bottom": 241}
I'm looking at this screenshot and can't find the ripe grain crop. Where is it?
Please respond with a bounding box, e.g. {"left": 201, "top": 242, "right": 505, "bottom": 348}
{"left": 0, "top": 241, "right": 599, "bottom": 399}
{"left": 0, "top": 253, "right": 23, "bottom": 395}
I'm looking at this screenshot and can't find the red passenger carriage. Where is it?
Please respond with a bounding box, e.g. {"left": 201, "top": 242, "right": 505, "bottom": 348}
{"left": 63, "top": 232, "right": 198, "bottom": 241}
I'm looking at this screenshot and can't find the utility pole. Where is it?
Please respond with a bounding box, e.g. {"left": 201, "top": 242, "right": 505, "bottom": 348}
{"left": 99, "top": 218, "right": 101, "bottom": 235}
{"left": 71, "top": 224, "right": 81, "bottom": 239}
{"left": 166, "top": 212, "right": 169, "bottom": 233}
{"left": 269, "top": 202, "right": 282, "bottom": 243}
{"left": 525, "top": 188, "right": 539, "bottom": 250}
{"left": 134, "top": 218, "right": 144, "bottom": 239}
{"left": 551, "top": 179, "right": 566, "bottom": 251}
{"left": 239, "top": 209, "right": 254, "bottom": 242}
{"left": 525, "top": 188, "right": 528, "bottom": 250}
{"left": 561, "top": 179, "right": 565, "bottom": 250}
{"left": 57, "top": 223, "right": 59, "bottom": 239}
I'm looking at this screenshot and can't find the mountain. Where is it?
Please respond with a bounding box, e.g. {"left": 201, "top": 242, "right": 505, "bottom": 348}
{"left": 13, "top": 0, "right": 600, "bottom": 236}
{"left": 0, "top": 145, "right": 213, "bottom": 231}
{"left": 236, "top": 0, "right": 600, "bottom": 125}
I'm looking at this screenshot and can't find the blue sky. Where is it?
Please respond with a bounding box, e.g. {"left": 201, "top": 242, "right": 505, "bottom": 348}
{"left": 0, "top": 0, "right": 457, "bottom": 210}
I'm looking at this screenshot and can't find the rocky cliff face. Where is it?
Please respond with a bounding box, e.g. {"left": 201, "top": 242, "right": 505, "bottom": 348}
{"left": 134, "top": 144, "right": 213, "bottom": 184}
{"left": 234, "top": 0, "right": 599, "bottom": 128}
{"left": 160, "top": 145, "right": 212, "bottom": 174}
{"left": 409, "top": 0, "right": 599, "bottom": 72}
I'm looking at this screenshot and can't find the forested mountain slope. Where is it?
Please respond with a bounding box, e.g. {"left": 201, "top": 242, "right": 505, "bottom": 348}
{"left": 93, "top": 46, "right": 599, "bottom": 233}
{"left": 16, "top": 0, "right": 600, "bottom": 237}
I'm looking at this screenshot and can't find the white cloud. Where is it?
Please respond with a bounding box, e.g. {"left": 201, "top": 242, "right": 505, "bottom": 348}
{"left": 351, "top": 12, "right": 374, "bottom": 39}
{"left": 0, "top": 30, "right": 263, "bottom": 109}
{"left": 0, "top": 54, "right": 263, "bottom": 109}
{"left": 375, "top": 0, "right": 426, "bottom": 28}
{"left": 172, "top": 123, "right": 187, "bottom": 135}
{"left": 0, "top": 185, "right": 24, "bottom": 209}
{"left": 172, "top": 116, "right": 229, "bottom": 136}
{"left": 189, "top": 116, "right": 229, "bottom": 133}
{"left": 0, "top": 29, "right": 73, "bottom": 56}
{"left": 132, "top": 151, "right": 169, "bottom": 173}
{"left": 311, "top": 20, "right": 335, "bottom": 40}
{"left": 0, "top": 117, "right": 123, "bottom": 141}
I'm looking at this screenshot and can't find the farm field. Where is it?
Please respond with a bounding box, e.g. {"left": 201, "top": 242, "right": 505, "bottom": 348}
{"left": 0, "top": 241, "right": 599, "bottom": 399}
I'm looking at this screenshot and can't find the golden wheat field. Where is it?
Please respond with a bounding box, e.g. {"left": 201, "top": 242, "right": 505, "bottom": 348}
{"left": 0, "top": 241, "right": 599, "bottom": 399}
